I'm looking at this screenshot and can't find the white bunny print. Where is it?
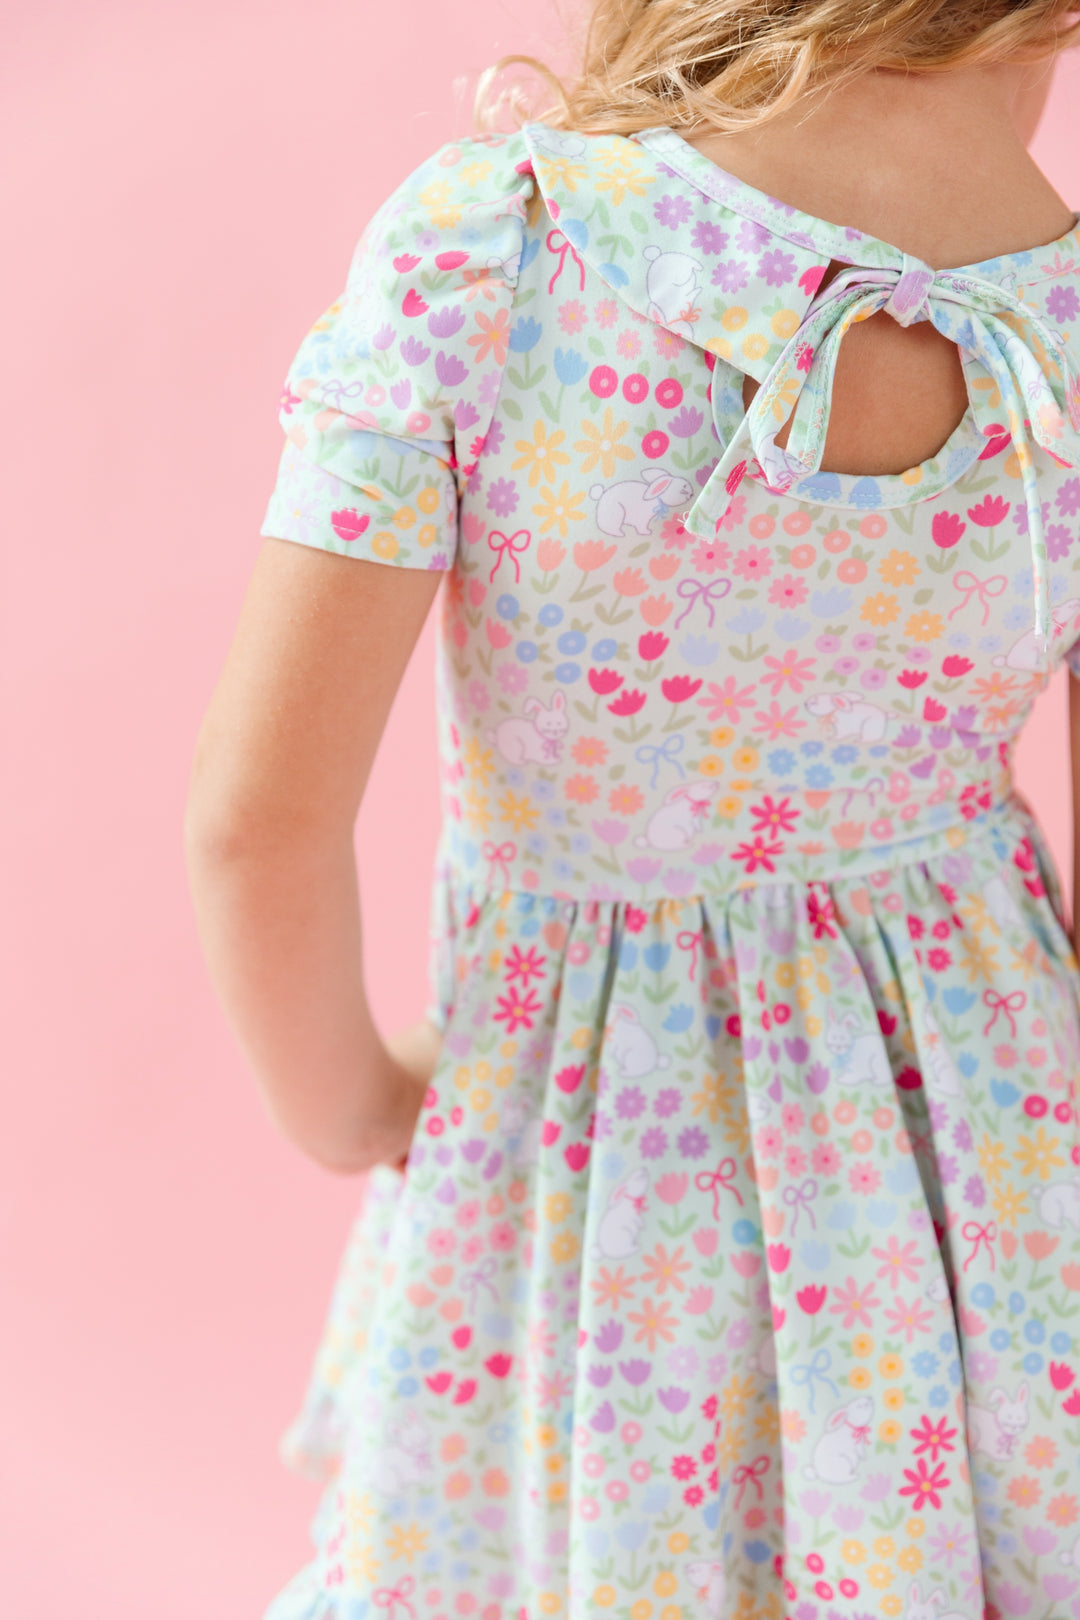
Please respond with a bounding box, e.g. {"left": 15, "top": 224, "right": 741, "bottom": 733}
{"left": 635, "top": 780, "right": 717, "bottom": 851}
{"left": 590, "top": 468, "right": 695, "bottom": 537}
{"left": 803, "top": 1395, "right": 875, "bottom": 1484}
{"left": 486, "top": 691, "right": 569, "bottom": 764}
{"left": 593, "top": 1166, "right": 650, "bottom": 1260}
{"left": 604, "top": 1003, "right": 671, "bottom": 1078}
{"left": 966, "top": 1381, "right": 1030, "bottom": 1459}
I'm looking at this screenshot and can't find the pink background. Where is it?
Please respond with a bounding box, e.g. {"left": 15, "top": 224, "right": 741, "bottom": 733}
{"left": 3, "top": 7, "right": 1078, "bottom": 1615}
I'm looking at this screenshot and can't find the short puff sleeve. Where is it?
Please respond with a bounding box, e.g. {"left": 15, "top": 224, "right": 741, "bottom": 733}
{"left": 261, "top": 134, "right": 535, "bottom": 570}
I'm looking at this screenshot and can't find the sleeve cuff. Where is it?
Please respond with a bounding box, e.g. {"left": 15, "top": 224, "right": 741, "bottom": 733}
{"left": 260, "top": 434, "right": 458, "bottom": 571}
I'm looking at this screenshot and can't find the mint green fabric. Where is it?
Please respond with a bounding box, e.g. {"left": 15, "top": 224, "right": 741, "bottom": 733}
{"left": 259, "top": 124, "right": 1080, "bottom": 1620}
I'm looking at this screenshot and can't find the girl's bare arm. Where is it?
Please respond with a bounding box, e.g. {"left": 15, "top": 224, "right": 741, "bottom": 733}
{"left": 185, "top": 535, "right": 442, "bottom": 1173}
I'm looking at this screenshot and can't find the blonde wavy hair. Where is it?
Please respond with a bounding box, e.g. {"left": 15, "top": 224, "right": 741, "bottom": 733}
{"left": 475, "top": 0, "right": 1080, "bottom": 135}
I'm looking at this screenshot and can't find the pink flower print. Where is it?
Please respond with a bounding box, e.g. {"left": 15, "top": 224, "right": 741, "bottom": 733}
{"left": 931, "top": 510, "right": 965, "bottom": 549}
{"left": 828, "top": 1274, "right": 882, "bottom": 1330}
{"left": 767, "top": 573, "right": 808, "bottom": 610}
{"left": 691, "top": 539, "right": 731, "bottom": 574}
{"left": 910, "top": 1414, "right": 960, "bottom": 1462}
{"left": 752, "top": 701, "right": 805, "bottom": 739}
{"left": 558, "top": 299, "right": 587, "bottom": 334}
{"left": 731, "top": 836, "right": 784, "bottom": 874}
{"left": 750, "top": 795, "right": 799, "bottom": 836}
{"left": 616, "top": 328, "right": 642, "bottom": 359}
{"left": 871, "top": 1234, "right": 925, "bottom": 1291}
{"left": 467, "top": 307, "right": 510, "bottom": 365}
{"left": 966, "top": 495, "right": 1010, "bottom": 527}
{"left": 811, "top": 1141, "right": 841, "bottom": 1175}
{"left": 498, "top": 662, "right": 529, "bottom": 694}
{"left": 662, "top": 513, "right": 691, "bottom": 550}
{"left": 594, "top": 297, "right": 619, "bottom": 328}
{"left": 653, "top": 327, "right": 685, "bottom": 358}
{"left": 898, "top": 1457, "right": 951, "bottom": 1511}
{"left": 759, "top": 649, "right": 816, "bottom": 695}
{"left": 330, "top": 509, "right": 370, "bottom": 543}
{"left": 732, "top": 544, "right": 773, "bottom": 581}
{"left": 662, "top": 675, "right": 703, "bottom": 703}
{"left": 716, "top": 495, "right": 746, "bottom": 532}
{"left": 493, "top": 986, "right": 542, "bottom": 1032}
{"left": 697, "top": 676, "right": 757, "bottom": 724}
{"left": 280, "top": 385, "right": 302, "bottom": 414}
{"left": 795, "top": 342, "right": 814, "bottom": 373}
{"left": 504, "top": 944, "right": 547, "bottom": 986}
{"left": 848, "top": 1161, "right": 882, "bottom": 1194}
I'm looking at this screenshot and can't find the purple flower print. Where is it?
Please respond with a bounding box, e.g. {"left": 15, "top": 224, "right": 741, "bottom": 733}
{"left": 691, "top": 220, "right": 729, "bottom": 255}
{"left": 1056, "top": 476, "right": 1080, "bottom": 517}
{"left": 658, "top": 1386, "right": 690, "bottom": 1412}
{"left": 654, "top": 1087, "right": 682, "bottom": 1118}
{"left": 953, "top": 1117, "right": 973, "bottom": 1152}
{"left": 937, "top": 1152, "right": 959, "bottom": 1185}
{"left": 390, "top": 379, "right": 412, "bottom": 409}
{"left": 1047, "top": 522, "right": 1073, "bottom": 561}
{"left": 759, "top": 248, "right": 798, "bottom": 287}
{"left": 618, "top": 1358, "right": 652, "bottom": 1385}
{"left": 654, "top": 193, "right": 692, "bottom": 229}
{"left": 428, "top": 303, "right": 465, "bottom": 338}
{"left": 668, "top": 406, "right": 705, "bottom": 438}
{"left": 712, "top": 258, "right": 750, "bottom": 293}
{"left": 640, "top": 1126, "right": 669, "bottom": 1158}
{"left": 484, "top": 419, "right": 505, "bottom": 457}
{"left": 487, "top": 478, "right": 519, "bottom": 517}
{"left": 616, "top": 1085, "right": 646, "bottom": 1120}
{"left": 1047, "top": 284, "right": 1080, "bottom": 323}
{"left": 736, "top": 218, "right": 771, "bottom": 252}
{"left": 894, "top": 724, "right": 922, "bottom": 749}
{"left": 372, "top": 322, "right": 396, "bottom": 351}
{"left": 586, "top": 1363, "right": 611, "bottom": 1388}
{"left": 595, "top": 1319, "right": 623, "bottom": 1353}
{"left": 590, "top": 1400, "right": 616, "bottom": 1432}
{"left": 454, "top": 399, "right": 480, "bottom": 430}
{"left": 963, "top": 1173, "right": 986, "bottom": 1208}
{"left": 399, "top": 335, "right": 431, "bottom": 366}
{"left": 436, "top": 350, "right": 469, "bottom": 387}
{"left": 676, "top": 1124, "right": 709, "bottom": 1158}
{"left": 668, "top": 1345, "right": 699, "bottom": 1378}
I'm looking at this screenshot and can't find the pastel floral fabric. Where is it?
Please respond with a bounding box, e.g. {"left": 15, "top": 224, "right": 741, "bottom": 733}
{"left": 261, "top": 123, "right": 1080, "bottom": 1620}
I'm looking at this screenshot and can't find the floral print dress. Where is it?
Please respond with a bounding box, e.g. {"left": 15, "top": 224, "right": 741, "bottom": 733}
{"left": 259, "top": 121, "right": 1080, "bottom": 1620}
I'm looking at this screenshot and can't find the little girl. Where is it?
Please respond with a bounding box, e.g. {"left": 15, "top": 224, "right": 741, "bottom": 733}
{"left": 187, "top": 4, "right": 1080, "bottom": 1616}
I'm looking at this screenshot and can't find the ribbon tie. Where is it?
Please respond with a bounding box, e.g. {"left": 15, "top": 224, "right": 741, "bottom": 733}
{"left": 695, "top": 1157, "right": 745, "bottom": 1216}
{"left": 961, "top": 1218, "right": 998, "bottom": 1273}
{"left": 673, "top": 575, "right": 732, "bottom": 629}
{"left": 373, "top": 1575, "right": 417, "bottom": 1619}
{"left": 790, "top": 1346, "right": 839, "bottom": 1414}
{"left": 488, "top": 528, "right": 531, "bottom": 583}
{"left": 688, "top": 253, "right": 1080, "bottom": 672}
{"left": 634, "top": 734, "right": 686, "bottom": 790}
{"left": 948, "top": 570, "right": 1008, "bottom": 625}
{"left": 462, "top": 1254, "right": 500, "bottom": 1310}
{"left": 482, "top": 839, "right": 517, "bottom": 886}
{"left": 982, "top": 987, "right": 1027, "bottom": 1038}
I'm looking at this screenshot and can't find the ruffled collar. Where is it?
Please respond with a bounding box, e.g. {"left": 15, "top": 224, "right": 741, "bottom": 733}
{"left": 520, "top": 120, "right": 1080, "bottom": 667}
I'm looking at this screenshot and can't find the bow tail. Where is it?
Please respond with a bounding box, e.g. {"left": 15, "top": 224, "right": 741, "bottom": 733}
{"left": 685, "top": 288, "right": 878, "bottom": 537}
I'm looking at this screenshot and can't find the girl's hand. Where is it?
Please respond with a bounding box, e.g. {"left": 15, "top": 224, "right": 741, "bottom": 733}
{"left": 382, "top": 1016, "right": 445, "bottom": 1172}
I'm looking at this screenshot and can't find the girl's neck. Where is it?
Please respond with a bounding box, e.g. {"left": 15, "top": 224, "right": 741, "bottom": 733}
{"left": 680, "top": 62, "right": 1074, "bottom": 268}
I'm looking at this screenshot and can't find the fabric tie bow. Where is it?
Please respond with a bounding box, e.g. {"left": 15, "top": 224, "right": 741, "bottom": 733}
{"left": 686, "top": 252, "right": 1080, "bottom": 670}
